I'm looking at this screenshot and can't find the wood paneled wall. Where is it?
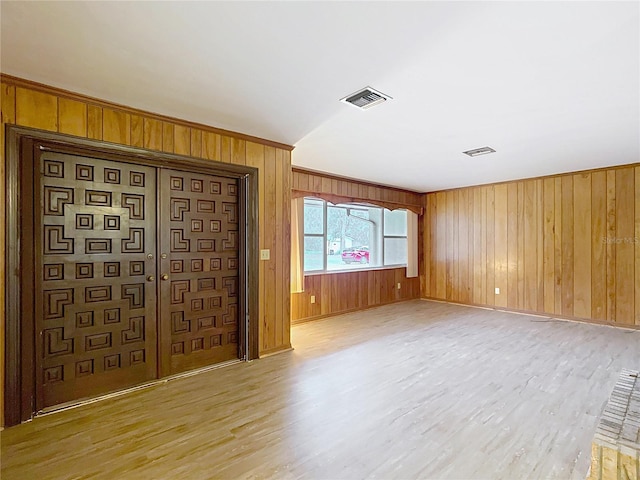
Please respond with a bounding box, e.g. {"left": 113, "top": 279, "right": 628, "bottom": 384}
{"left": 292, "top": 167, "right": 423, "bottom": 214}
{"left": 292, "top": 269, "right": 420, "bottom": 323}
{"left": 0, "top": 75, "right": 293, "bottom": 426}
{"left": 422, "top": 165, "right": 640, "bottom": 328}
{"left": 291, "top": 169, "right": 422, "bottom": 323}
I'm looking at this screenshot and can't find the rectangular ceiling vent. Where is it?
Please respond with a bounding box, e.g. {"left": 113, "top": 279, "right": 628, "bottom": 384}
{"left": 340, "top": 87, "right": 392, "bottom": 110}
{"left": 463, "top": 146, "right": 496, "bottom": 157}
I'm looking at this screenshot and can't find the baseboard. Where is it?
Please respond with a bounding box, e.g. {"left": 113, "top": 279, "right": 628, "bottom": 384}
{"left": 291, "top": 296, "right": 421, "bottom": 325}
{"left": 259, "top": 345, "right": 293, "bottom": 358}
{"left": 420, "top": 297, "right": 640, "bottom": 331}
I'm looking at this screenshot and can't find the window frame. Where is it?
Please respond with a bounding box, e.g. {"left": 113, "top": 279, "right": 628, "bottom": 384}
{"left": 302, "top": 197, "right": 408, "bottom": 275}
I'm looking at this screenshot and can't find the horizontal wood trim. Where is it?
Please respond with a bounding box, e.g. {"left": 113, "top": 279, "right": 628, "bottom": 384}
{"left": 292, "top": 166, "right": 421, "bottom": 194}
{"left": 257, "top": 346, "right": 294, "bottom": 358}
{"left": 292, "top": 168, "right": 423, "bottom": 214}
{"left": 292, "top": 189, "right": 422, "bottom": 215}
{"left": 0, "top": 74, "right": 294, "bottom": 151}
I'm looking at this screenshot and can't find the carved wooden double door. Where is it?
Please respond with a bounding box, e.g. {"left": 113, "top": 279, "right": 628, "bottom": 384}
{"left": 37, "top": 151, "right": 240, "bottom": 409}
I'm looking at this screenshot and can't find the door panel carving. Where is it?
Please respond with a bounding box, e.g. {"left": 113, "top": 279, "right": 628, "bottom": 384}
{"left": 35, "top": 152, "right": 157, "bottom": 409}
{"left": 159, "top": 170, "right": 240, "bottom": 375}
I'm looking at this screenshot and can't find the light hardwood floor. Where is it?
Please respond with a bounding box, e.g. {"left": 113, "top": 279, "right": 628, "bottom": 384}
{"left": 2, "top": 300, "right": 639, "bottom": 479}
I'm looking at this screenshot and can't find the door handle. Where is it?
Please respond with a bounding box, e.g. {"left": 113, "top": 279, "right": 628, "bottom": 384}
{"left": 161, "top": 273, "right": 169, "bottom": 281}
{"left": 146, "top": 275, "right": 155, "bottom": 282}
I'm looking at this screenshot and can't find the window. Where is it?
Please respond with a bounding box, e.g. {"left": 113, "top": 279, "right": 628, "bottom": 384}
{"left": 303, "top": 197, "right": 407, "bottom": 273}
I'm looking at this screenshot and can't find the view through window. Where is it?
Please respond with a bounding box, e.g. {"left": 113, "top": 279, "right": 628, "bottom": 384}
{"left": 303, "top": 198, "right": 408, "bottom": 273}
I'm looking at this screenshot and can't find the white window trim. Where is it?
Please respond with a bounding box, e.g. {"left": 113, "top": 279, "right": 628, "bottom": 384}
{"left": 301, "top": 197, "right": 410, "bottom": 275}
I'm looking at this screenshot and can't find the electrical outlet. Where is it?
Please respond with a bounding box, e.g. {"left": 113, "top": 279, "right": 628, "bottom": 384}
{"left": 260, "top": 249, "right": 270, "bottom": 260}
{"left": 495, "top": 287, "right": 500, "bottom": 295}
{"left": 310, "top": 295, "right": 316, "bottom": 304}
{"left": 397, "top": 283, "right": 401, "bottom": 290}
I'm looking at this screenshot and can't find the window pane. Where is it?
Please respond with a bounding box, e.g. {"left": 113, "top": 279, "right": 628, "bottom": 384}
{"left": 328, "top": 205, "right": 372, "bottom": 270}
{"left": 304, "top": 199, "right": 324, "bottom": 234}
{"left": 384, "top": 209, "right": 407, "bottom": 236}
{"left": 384, "top": 237, "right": 407, "bottom": 265}
{"left": 335, "top": 245, "right": 371, "bottom": 270}
{"left": 326, "top": 205, "right": 348, "bottom": 254}
{"left": 304, "top": 236, "right": 324, "bottom": 271}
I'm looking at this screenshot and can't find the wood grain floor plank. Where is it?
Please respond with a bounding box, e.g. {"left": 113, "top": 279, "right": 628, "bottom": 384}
{"left": 2, "top": 300, "right": 638, "bottom": 480}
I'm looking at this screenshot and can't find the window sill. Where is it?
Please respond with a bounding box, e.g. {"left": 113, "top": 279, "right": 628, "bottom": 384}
{"left": 304, "top": 264, "right": 407, "bottom": 277}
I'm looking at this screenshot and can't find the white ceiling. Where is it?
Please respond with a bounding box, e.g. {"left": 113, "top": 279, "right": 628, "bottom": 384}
{"left": 1, "top": 1, "right": 638, "bottom": 192}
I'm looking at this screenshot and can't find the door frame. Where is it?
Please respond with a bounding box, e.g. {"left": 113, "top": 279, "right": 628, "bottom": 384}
{"left": 4, "top": 125, "right": 260, "bottom": 427}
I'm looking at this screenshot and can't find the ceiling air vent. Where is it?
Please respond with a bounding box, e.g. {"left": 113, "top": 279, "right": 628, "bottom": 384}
{"left": 463, "top": 146, "right": 496, "bottom": 157}
{"left": 340, "top": 86, "right": 392, "bottom": 110}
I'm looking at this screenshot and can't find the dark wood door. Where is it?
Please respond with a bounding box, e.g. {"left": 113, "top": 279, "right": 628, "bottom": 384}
{"left": 159, "top": 169, "right": 240, "bottom": 376}
{"left": 35, "top": 152, "right": 158, "bottom": 409}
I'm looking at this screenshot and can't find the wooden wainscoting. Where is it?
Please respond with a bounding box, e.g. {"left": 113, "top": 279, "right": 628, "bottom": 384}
{"left": 290, "top": 168, "right": 423, "bottom": 324}
{"left": 291, "top": 268, "right": 420, "bottom": 323}
{"left": 422, "top": 164, "right": 640, "bottom": 328}
{"left": 0, "top": 75, "right": 293, "bottom": 426}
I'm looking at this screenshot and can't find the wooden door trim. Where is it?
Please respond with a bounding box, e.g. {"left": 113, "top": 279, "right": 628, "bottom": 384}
{"left": 4, "top": 125, "right": 260, "bottom": 427}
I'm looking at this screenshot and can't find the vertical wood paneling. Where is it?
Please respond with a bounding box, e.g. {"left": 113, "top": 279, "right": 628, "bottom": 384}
{"left": 507, "top": 183, "right": 518, "bottom": 308}
{"left": 282, "top": 151, "right": 292, "bottom": 345}
{"left": 274, "top": 149, "right": 285, "bottom": 347}
{"left": 535, "top": 180, "right": 544, "bottom": 312}
{"left": 436, "top": 192, "right": 446, "bottom": 299}
{"left": 516, "top": 183, "right": 525, "bottom": 310}
{"left": 561, "top": 176, "right": 574, "bottom": 317}
{"left": 573, "top": 173, "right": 592, "bottom": 319}
{"left": 130, "top": 115, "right": 143, "bottom": 148}
{"left": 58, "top": 98, "right": 87, "bottom": 137}
{"left": 16, "top": 87, "right": 57, "bottom": 131}
{"left": 523, "top": 181, "right": 537, "bottom": 311}
{"left": 423, "top": 195, "right": 433, "bottom": 297}
{"left": 293, "top": 268, "right": 420, "bottom": 323}
{"left": 635, "top": 167, "right": 640, "bottom": 326}
{"left": 452, "top": 191, "right": 459, "bottom": 302}
{"left": 473, "top": 188, "right": 483, "bottom": 304}
{"left": 263, "top": 146, "right": 277, "bottom": 351}
{"left": 162, "top": 122, "right": 174, "bottom": 153}
{"left": 422, "top": 164, "right": 640, "bottom": 329}
{"left": 142, "top": 118, "right": 162, "bottom": 151}
{"left": 103, "top": 108, "right": 131, "bottom": 145}
{"left": 245, "top": 141, "right": 266, "bottom": 351}
{"left": 606, "top": 171, "right": 617, "bottom": 322}
{"left": 615, "top": 168, "right": 634, "bottom": 325}
{"left": 202, "top": 132, "right": 221, "bottom": 161}
{"left": 87, "top": 105, "right": 102, "bottom": 140}
{"left": 486, "top": 186, "right": 497, "bottom": 306}
{"left": 554, "top": 178, "right": 563, "bottom": 315}
{"left": 591, "top": 171, "right": 607, "bottom": 320}
{"left": 190, "top": 129, "right": 202, "bottom": 158}
{"left": 458, "top": 189, "right": 469, "bottom": 303}
{"left": 446, "top": 190, "right": 454, "bottom": 300}
{"left": 322, "top": 274, "right": 331, "bottom": 316}
{"left": 220, "top": 136, "right": 232, "bottom": 163}
{"left": 174, "top": 125, "right": 190, "bottom": 155}
{"left": 232, "top": 139, "right": 246, "bottom": 166}
{"left": 542, "top": 178, "right": 555, "bottom": 314}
